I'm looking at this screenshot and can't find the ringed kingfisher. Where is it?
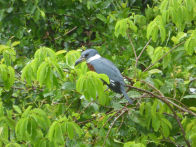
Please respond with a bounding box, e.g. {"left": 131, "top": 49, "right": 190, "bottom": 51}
{"left": 75, "top": 49, "right": 133, "bottom": 104}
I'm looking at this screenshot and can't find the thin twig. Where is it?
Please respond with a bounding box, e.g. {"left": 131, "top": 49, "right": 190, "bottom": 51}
{"left": 78, "top": 101, "right": 93, "bottom": 115}
{"left": 77, "top": 109, "right": 116, "bottom": 125}
{"left": 143, "top": 41, "right": 185, "bottom": 72}
{"left": 165, "top": 101, "right": 191, "bottom": 147}
{"left": 102, "top": 108, "right": 128, "bottom": 147}
{"left": 77, "top": 117, "right": 95, "bottom": 125}
{"left": 127, "top": 32, "right": 137, "bottom": 60}
{"left": 141, "top": 79, "right": 164, "bottom": 97}
{"left": 136, "top": 38, "right": 152, "bottom": 67}
{"left": 116, "top": 115, "right": 124, "bottom": 132}
{"left": 126, "top": 85, "right": 191, "bottom": 146}
{"left": 54, "top": 26, "right": 78, "bottom": 40}
{"left": 124, "top": 76, "right": 190, "bottom": 110}
{"left": 102, "top": 103, "right": 131, "bottom": 128}
{"left": 160, "top": 138, "right": 178, "bottom": 147}
{"left": 102, "top": 112, "right": 117, "bottom": 128}
{"left": 127, "top": 85, "right": 196, "bottom": 117}
{"left": 141, "top": 80, "right": 188, "bottom": 110}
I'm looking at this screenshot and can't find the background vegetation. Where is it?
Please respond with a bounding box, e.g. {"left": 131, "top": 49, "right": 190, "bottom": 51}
{"left": 0, "top": 0, "right": 196, "bottom": 146}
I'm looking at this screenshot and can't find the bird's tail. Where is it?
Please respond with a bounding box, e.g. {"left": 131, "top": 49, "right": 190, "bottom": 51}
{"left": 121, "top": 88, "right": 133, "bottom": 104}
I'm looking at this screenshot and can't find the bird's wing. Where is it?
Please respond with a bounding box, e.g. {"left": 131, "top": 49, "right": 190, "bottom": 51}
{"left": 89, "top": 57, "right": 133, "bottom": 104}
{"left": 90, "top": 57, "right": 124, "bottom": 84}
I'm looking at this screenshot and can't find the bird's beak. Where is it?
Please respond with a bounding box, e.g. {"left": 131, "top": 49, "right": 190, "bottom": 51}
{"left": 75, "top": 57, "right": 85, "bottom": 66}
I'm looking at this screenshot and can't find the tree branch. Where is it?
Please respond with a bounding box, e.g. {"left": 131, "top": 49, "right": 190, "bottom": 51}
{"left": 126, "top": 85, "right": 196, "bottom": 117}
{"left": 136, "top": 38, "right": 152, "bottom": 67}
{"left": 143, "top": 41, "right": 185, "bottom": 72}
{"left": 166, "top": 103, "right": 191, "bottom": 147}
{"left": 127, "top": 32, "right": 137, "bottom": 60}
{"left": 126, "top": 85, "right": 191, "bottom": 147}
{"left": 102, "top": 108, "right": 128, "bottom": 147}
{"left": 124, "top": 76, "right": 190, "bottom": 111}
{"left": 54, "top": 26, "right": 78, "bottom": 40}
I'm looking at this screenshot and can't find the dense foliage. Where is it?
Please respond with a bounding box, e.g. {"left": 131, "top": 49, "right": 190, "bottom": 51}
{"left": 0, "top": 0, "right": 196, "bottom": 146}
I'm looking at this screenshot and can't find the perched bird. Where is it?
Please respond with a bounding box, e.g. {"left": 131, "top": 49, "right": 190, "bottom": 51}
{"left": 75, "top": 49, "right": 133, "bottom": 104}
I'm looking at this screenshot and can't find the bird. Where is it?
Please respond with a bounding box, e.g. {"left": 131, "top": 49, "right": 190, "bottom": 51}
{"left": 75, "top": 49, "right": 133, "bottom": 104}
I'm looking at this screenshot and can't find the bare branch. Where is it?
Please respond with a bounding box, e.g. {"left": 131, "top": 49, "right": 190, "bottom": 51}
{"left": 102, "top": 108, "right": 128, "bottom": 147}
{"left": 54, "top": 26, "right": 78, "bottom": 40}
{"left": 127, "top": 32, "right": 137, "bottom": 60}
{"left": 136, "top": 38, "right": 152, "bottom": 67}
{"left": 126, "top": 85, "right": 191, "bottom": 147}
{"left": 126, "top": 85, "right": 196, "bottom": 117}
{"left": 143, "top": 41, "right": 185, "bottom": 72}
{"left": 166, "top": 103, "right": 191, "bottom": 147}
{"left": 124, "top": 76, "right": 190, "bottom": 110}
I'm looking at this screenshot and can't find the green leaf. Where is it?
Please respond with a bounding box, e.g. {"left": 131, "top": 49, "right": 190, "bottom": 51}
{"left": 76, "top": 75, "right": 85, "bottom": 92}
{"left": 72, "top": 123, "right": 82, "bottom": 137}
{"left": 163, "top": 51, "right": 171, "bottom": 69}
{"left": 189, "top": 107, "right": 196, "bottom": 112}
{"left": 0, "top": 64, "right": 8, "bottom": 82}
{"left": 146, "top": 45, "right": 154, "bottom": 60}
{"left": 76, "top": 71, "right": 107, "bottom": 104}
{"left": 148, "top": 69, "right": 162, "bottom": 75}
{"left": 37, "top": 62, "right": 49, "bottom": 87}
{"left": 152, "top": 47, "right": 164, "bottom": 63}
{"left": 139, "top": 102, "right": 145, "bottom": 115}
{"left": 115, "top": 18, "right": 137, "bottom": 37}
{"left": 22, "top": 106, "right": 32, "bottom": 117}
{"left": 56, "top": 50, "right": 67, "bottom": 56}
{"left": 34, "top": 47, "right": 56, "bottom": 63}
{"left": 27, "top": 117, "right": 37, "bottom": 139}
{"left": 48, "top": 121, "right": 57, "bottom": 141}
{"left": 171, "top": 32, "right": 187, "bottom": 44}
{"left": 65, "top": 50, "right": 81, "bottom": 68}
{"left": 31, "top": 108, "right": 50, "bottom": 130}
{"left": 6, "top": 143, "right": 21, "bottom": 147}
{"left": 87, "top": 78, "right": 96, "bottom": 100}
{"left": 161, "top": 117, "right": 172, "bottom": 129}
{"left": 53, "top": 62, "right": 64, "bottom": 79}
{"left": 20, "top": 118, "right": 28, "bottom": 139}
{"left": 161, "top": 122, "right": 170, "bottom": 137}
{"left": 98, "top": 74, "right": 110, "bottom": 84}
{"left": 152, "top": 116, "right": 161, "bottom": 132}
{"left": 45, "top": 68, "right": 53, "bottom": 89}
{"left": 54, "top": 123, "right": 64, "bottom": 144}
{"left": 144, "top": 102, "right": 152, "bottom": 129}
{"left": 11, "top": 41, "right": 20, "bottom": 47}
{"left": 67, "top": 122, "right": 74, "bottom": 139}
{"left": 147, "top": 15, "right": 166, "bottom": 42}
{"left": 39, "top": 10, "right": 45, "bottom": 19}
{"left": 151, "top": 100, "right": 158, "bottom": 117}
{"left": 184, "top": 29, "right": 196, "bottom": 55}
{"left": 96, "top": 14, "right": 107, "bottom": 23}
{"left": 21, "top": 63, "right": 34, "bottom": 85}
{"left": 13, "top": 105, "right": 22, "bottom": 114}
{"left": 7, "top": 66, "right": 15, "bottom": 89}
{"left": 183, "top": 94, "right": 196, "bottom": 99}
{"left": 124, "top": 141, "right": 145, "bottom": 147}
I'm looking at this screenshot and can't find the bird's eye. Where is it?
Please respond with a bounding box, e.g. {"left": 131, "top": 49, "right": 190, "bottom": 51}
{"left": 85, "top": 54, "right": 89, "bottom": 57}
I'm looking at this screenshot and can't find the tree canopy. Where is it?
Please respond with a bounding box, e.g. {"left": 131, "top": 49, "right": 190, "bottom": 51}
{"left": 0, "top": 0, "right": 196, "bottom": 146}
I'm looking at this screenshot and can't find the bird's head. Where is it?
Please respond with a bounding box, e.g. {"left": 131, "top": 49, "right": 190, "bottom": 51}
{"left": 75, "top": 49, "right": 99, "bottom": 66}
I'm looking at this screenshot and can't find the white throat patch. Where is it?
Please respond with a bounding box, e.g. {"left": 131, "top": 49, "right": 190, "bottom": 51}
{"left": 87, "top": 54, "right": 101, "bottom": 63}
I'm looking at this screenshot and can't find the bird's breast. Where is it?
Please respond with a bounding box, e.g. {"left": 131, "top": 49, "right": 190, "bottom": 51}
{"left": 87, "top": 63, "right": 95, "bottom": 71}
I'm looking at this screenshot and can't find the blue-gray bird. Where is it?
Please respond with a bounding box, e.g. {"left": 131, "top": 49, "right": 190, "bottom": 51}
{"left": 75, "top": 49, "right": 133, "bottom": 104}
